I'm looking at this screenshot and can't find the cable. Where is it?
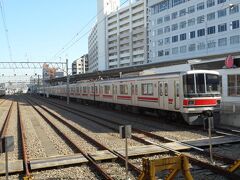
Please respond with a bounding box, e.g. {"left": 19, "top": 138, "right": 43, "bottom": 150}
{"left": 53, "top": 0, "right": 130, "bottom": 59}
{"left": 0, "top": 0, "right": 13, "bottom": 62}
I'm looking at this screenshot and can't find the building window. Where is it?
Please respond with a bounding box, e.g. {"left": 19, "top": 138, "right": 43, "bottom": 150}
{"left": 158, "top": 50, "right": 164, "bottom": 57}
{"left": 207, "top": 12, "right": 215, "bottom": 21}
{"left": 218, "top": 0, "right": 226, "bottom": 4}
{"left": 207, "top": 40, "right": 216, "bottom": 48}
{"left": 231, "top": 20, "right": 240, "bottom": 29}
{"left": 164, "top": 15, "right": 170, "bottom": 22}
{"left": 207, "top": 26, "right": 215, "bottom": 34}
{"left": 157, "top": 17, "right": 163, "bottom": 24}
{"left": 172, "top": 35, "right": 178, "bottom": 43}
{"left": 179, "top": 21, "right": 186, "bottom": 29}
{"left": 180, "top": 33, "right": 186, "bottom": 41}
{"left": 190, "top": 31, "right": 195, "bottom": 39}
{"left": 157, "top": 28, "right": 163, "bottom": 35}
{"left": 172, "top": 0, "right": 186, "bottom": 7}
{"left": 188, "top": 18, "right": 195, "bottom": 26}
{"left": 197, "top": 15, "right": 205, "bottom": 24}
{"left": 218, "top": 8, "right": 227, "bottom": 18}
{"left": 188, "top": 6, "right": 195, "bottom": 13}
{"left": 197, "top": 29, "right": 205, "bottom": 37}
{"left": 172, "top": 47, "right": 178, "bottom": 54}
{"left": 197, "top": 42, "right": 206, "bottom": 50}
{"left": 179, "top": 9, "right": 186, "bottom": 16}
{"left": 197, "top": 2, "right": 204, "bottom": 11}
{"left": 171, "top": 23, "right": 178, "bottom": 31}
{"left": 229, "top": 5, "right": 239, "bottom": 14}
{"left": 218, "top": 23, "right": 227, "bottom": 32}
{"left": 230, "top": 35, "right": 240, "bottom": 45}
{"left": 218, "top": 37, "right": 227, "bottom": 46}
{"left": 180, "top": 45, "right": 187, "bottom": 53}
{"left": 165, "top": 37, "right": 170, "bottom": 44}
{"left": 228, "top": 75, "right": 240, "bottom": 96}
{"left": 158, "top": 39, "right": 163, "bottom": 46}
{"left": 142, "top": 83, "right": 153, "bottom": 95}
{"left": 164, "top": 26, "right": 171, "bottom": 33}
{"left": 207, "top": 0, "right": 215, "bottom": 8}
{"left": 171, "top": 12, "right": 178, "bottom": 19}
{"left": 188, "top": 44, "right": 196, "bottom": 52}
{"left": 165, "top": 49, "right": 170, "bottom": 56}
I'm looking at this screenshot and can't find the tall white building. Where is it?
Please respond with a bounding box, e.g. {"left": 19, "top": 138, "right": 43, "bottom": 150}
{"left": 148, "top": 0, "right": 240, "bottom": 63}
{"left": 72, "top": 54, "right": 89, "bottom": 75}
{"left": 107, "top": 0, "right": 148, "bottom": 69}
{"left": 88, "top": 0, "right": 119, "bottom": 72}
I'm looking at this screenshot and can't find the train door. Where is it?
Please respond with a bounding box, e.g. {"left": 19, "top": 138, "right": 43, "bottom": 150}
{"left": 175, "top": 80, "right": 180, "bottom": 110}
{"left": 163, "top": 82, "right": 169, "bottom": 109}
{"left": 158, "top": 82, "right": 164, "bottom": 109}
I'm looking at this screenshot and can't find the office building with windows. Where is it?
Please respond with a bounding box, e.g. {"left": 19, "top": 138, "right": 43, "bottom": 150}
{"left": 148, "top": 0, "right": 240, "bottom": 63}
{"left": 106, "top": 0, "right": 148, "bottom": 69}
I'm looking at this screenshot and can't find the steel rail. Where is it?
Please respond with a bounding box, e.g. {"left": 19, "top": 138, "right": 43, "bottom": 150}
{"left": 33, "top": 95, "right": 240, "bottom": 179}
{"left": 24, "top": 98, "right": 115, "bottom": 180}
{"left": 25, "top": 96, "right": 142, "bottom": 175}
{"left": 33, "top": 95, "right": 236, "bottom": 164}
{"left": 17, "top": 102, "right": 31, "bottom": 178}
{"left": 0, "top": 101, "right": 13, "bottom": 138}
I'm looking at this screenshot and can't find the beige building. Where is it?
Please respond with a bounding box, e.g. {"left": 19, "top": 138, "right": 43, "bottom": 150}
{"left": 72, "top": 54, "right": 89, "bottom": 75}
{"left": 107, "top": 0, "right": 148, "bottom": 69}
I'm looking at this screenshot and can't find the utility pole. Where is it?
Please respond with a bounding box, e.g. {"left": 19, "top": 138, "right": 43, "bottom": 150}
{"left": 66, "top": 59, "right": 70, "bottom": 105}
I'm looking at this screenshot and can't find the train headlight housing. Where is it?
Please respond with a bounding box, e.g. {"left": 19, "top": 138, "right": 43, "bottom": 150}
{"left": 188, "top": 100, "right": 195, "bottom": 105}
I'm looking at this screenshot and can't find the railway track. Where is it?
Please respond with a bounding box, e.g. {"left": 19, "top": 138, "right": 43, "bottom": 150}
{"left": 24, "top": 96, "right": 141, "bottom": 179}
{"left": 30, "top": 95, "right": 240, "bottom": 179}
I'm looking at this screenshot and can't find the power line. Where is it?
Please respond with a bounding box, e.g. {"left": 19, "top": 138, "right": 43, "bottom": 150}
{"left": 53, "top": 0, "right": 129, "bottom": 59}
{"left": 0, "top": 0, "right": 13, "bottom": 62}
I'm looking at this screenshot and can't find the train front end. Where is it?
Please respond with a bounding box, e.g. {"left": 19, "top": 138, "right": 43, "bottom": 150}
{"left": 181, "top": 70, "right": 221, "bottom": 125}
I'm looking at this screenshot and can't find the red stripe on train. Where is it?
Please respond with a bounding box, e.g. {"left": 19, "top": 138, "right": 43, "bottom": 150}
{"left": 117, "top": 95, "right": 131, "bottom": 99}
{"left": 138, "top": 97, "right": 159, "bottom": 101}
{"left": 183, "top": 99, "right": 217, "bottom": 106}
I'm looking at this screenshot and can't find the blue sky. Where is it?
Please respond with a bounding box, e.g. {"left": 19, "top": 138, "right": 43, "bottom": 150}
{"left": 0, "top": 0, "right": 97, "bottom": 79}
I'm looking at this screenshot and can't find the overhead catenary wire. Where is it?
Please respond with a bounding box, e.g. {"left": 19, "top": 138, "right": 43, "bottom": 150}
{"left": 0, "top": 0, "right": 13, "bottom": 62}
{"left": 53, "top": 0, "right": 129, "bottom": 60}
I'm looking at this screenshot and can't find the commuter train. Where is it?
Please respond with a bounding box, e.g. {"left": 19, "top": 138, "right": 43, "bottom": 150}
{"left": 38, "top": 70, "right": 221, "bottom": 125}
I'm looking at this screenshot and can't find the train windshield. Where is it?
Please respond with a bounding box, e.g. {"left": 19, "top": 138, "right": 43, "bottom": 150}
{"left": 183, "top": 73, "right": 221, "bottom": 97}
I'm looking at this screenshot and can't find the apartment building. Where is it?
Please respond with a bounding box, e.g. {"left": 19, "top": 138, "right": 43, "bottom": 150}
{"left": 107, "top": 0, "right": 148, "bottom": 69}
{"left": 72, "top": 54, "right": 89, "bottom": 75}
{"left": 148, "top": 0, "right": 240, "bottom": 63}
{"left": 88, "top": 0, "right": 119, "bottom": 72}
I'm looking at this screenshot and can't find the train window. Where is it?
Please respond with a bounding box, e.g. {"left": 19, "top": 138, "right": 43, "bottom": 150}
{"left": 135, "top": 85, "right": 138, "bottom": 95}
{"left": 183, "top": 74, "right": 195, "bottom": 96}
{"left": 104, "top": 85, "right": 111, "bottom": 94}
{"left": 91, "top": 86, "right": 94, "bottom": 93}
{"left": 164, "top": 83, "right": 168, "bottom": 96}
{"left": 206, "top": 74, "right": 220, "bottom": 93}
{"left": 176, "top": 83, "right": 180, "bottom": 97}
{"left": 83, "top": 87, "right": 87, "bottom": 93}
{"left": 159, "top": 83, "right": 163, "bottom": 96}
{"left": 120, "top": 84, "right": 128, "bottom": 94}
{"left": 141, "top": 83, "right": 153, "bottom": 95}
{"left": 196, "top": 74, "right": 205, "bottom": 93}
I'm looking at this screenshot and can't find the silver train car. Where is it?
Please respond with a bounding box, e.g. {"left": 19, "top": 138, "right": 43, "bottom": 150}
{"left": 38, "top": 70, "right": 221, "bottom": 125}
